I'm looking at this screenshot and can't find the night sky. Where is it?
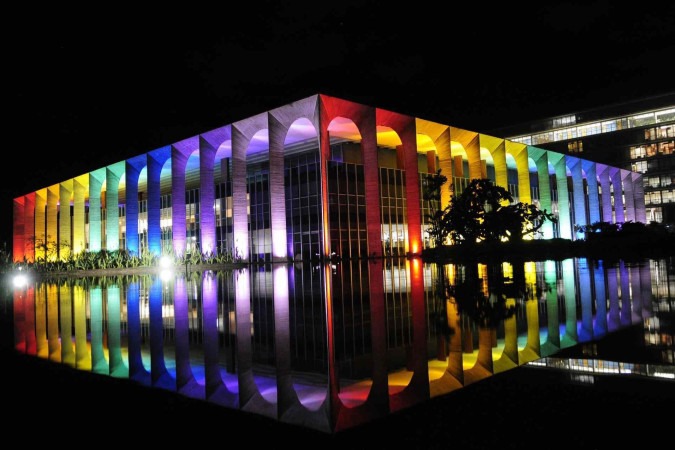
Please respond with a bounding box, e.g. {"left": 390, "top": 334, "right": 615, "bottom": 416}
{"left": 3, "top": 2, "right": 675, "bottom": 250}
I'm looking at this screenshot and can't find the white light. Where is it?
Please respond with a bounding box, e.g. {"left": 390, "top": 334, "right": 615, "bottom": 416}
{"left": 159, "top": 255, "right": 173, "bottom": 269}
{"left": 653, "top": 372, "right": 675, "bottom": 379}
{"left": 13, "top": 273, "right": 28, "bottom": 288}
{"left": 160, "top": 268, "right": 174, "bottom": 282}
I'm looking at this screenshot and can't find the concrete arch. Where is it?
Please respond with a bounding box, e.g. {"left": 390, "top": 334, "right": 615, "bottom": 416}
{"left": 200, "top": 125, "right": 233, "bottom": 257}
{"left": 87, "top": 170, "right": 106, "bottom": 253}
{"left": 479, "top": 134, "right": 506, "bottom": 190}
{"left": 124, "top": 155, "right": 147, "bottom": 256}
{"left": 449, "top": 127, "right": 481, "bottom": 181}
{"left": 321, "top": 94, "right": 380, "bottom": 259}
{"left": 415, "top": 118, "right": 452, "bottom": 207}
{"left": 506, "top": 141, "right": 531, "bottom": 205}
{"left": 59, "top": 180, "right": 73, "bottom": 260}
{"left": 376, "top": 108, "right": 422, "bottom": 254}
{"left": 171, "top": 137, "right": 200, "bottom": 257}
{"left": 147, "top": 146, "right": 172, "bottom": 256}
{"left": 231, "top": 112, "right": 268, "bottom": 261}
{"left": 105, "top": 161, "right": 125, "bottom": 252}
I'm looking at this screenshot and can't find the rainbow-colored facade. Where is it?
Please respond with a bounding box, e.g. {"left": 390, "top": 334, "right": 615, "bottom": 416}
{"left": 12, "top": 94, "right": 646, "bottom": 263}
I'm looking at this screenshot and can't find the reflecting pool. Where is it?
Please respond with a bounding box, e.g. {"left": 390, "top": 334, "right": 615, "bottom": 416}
{"left": 1, "top": 256, "right": 673, "bottom": 433}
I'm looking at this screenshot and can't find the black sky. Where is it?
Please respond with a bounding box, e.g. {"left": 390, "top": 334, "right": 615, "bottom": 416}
{"left": 3, "top": 2, "right": 675, "bottom": 248}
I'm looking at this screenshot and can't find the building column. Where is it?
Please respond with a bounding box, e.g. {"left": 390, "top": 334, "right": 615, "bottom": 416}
{"left": 632, "top": 173, "right": 646, "bottom": 223}
{"left": 361, "top": 109, "right": 383, "bottom": 258}
{"left": 35, "top": 189, "right": 47, "bottom": 261}
{"left": 568, "top": 157, "right": 587, "bottom": 238}
{"left": 582, "top": 160, "right": 601, "bottom": 224}
{"left": 199, "top": 137, "right": 217, "bottom": 256}
{"left": 46, "top": 185, "right": 59, "bottom": 261}
{"left": 12, "top": 197, "right": 26, "bottom": 262}
{"left": 319, "top": 112, "right": 332, "bottom": 258}
{"left": 481, "top": 135, "right": 509, "bottom": 202}
{"left": 622, "top": 169, "right": 636, "bottom": 222}
{"left": 597, "top": 164, "right": 613, "bottom": 223}
{"left": 171, "top": 145, "right": 189, "bottom": 257}
{"left": 88, "top": 169, "right": 105, "bottom": 252}
{"left": 610, "top": 168, "right": 625, "bottom": 224}
{"left": 426, "top": 150, "right": 436, "bottom": 173}
{"left": 59, "top": 180, "right": 72, "bottom": 260}
{"left": 489, "top": 140, "right": 508, "bottom": 191}
{"left": 550, "top": 153, "right": 572, "bottom": 239}
{"left": 147, "top": 147, "right": 171, "bottom": 256}
{"left": 124, "top": 156, "right": 144, "bottom": 256}
{"left": 231, "top": 126, "right": 250, "bottom": 261}
{"left": 268, "top": 113, "right": 289, "bottom": 261}
{"left": 396, "top": 118, "right": 422, "bottom": 255}
{"left": 23, "top": 193, "right": 36, "bottom": 262}
{"left": 529, "top": 148, "right": 553, "bottom": 239}
{"left": 106, "top": 163, "right": 124, "bottom": 252}
{"left": 435, "top": 129, "right": 452, "bottom": 208}
{"left": 464, "top": 134, "right": 482, "bottom": 180}
{"left": 72, "top": 175, "right": 87, "bottom": 255}
{"left": 514, "top": 147, "right": 531, "bottom": 204}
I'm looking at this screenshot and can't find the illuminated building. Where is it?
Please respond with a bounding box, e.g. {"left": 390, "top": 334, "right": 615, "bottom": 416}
{"left": 491, "top": 94, "right": 675, "bottom": 227}
{"left": 11, "top": 94, "right": 646, "bottom": 263}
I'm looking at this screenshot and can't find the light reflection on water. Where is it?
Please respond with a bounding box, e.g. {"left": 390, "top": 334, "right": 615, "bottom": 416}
{"left": 1, "top": 256, "right": 674, "bottom": 432}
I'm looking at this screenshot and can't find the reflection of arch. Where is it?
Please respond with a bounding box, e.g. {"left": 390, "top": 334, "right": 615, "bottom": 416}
{"left": 235, "top": 266, "right": 277, "bottom": 419}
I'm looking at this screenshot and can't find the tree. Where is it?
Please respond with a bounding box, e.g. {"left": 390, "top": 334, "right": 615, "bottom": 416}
{"left": 423, "top": 169, "right": 451, "bottom": 247}
{"left": 446, "top": 178, "right": 556, "bottom": 244}
{"left": 446, "top": 179, "right": 512, "bottom": 244}
{"left": 491, "top": 202, "right": 557, "bottom": 242}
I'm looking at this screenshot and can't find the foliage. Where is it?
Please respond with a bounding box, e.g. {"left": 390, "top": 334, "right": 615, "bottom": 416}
{"left": 489, "top": 202, "right": 557, "bottom": 243}
{"left": 575, "top": 220, "right": 670, "bottom": 241}
{"left": 445, "top": 179, "right": 557, "bottom": 245}
{"left": 423, "top": 170, "right": 451, "bottom": 247}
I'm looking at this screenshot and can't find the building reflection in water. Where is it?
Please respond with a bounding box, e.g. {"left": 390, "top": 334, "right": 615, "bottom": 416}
{"left": 4, "top": 256, "right": 674, "bottom": 433}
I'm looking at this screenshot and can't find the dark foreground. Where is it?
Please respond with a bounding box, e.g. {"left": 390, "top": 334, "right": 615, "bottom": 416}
{"left": 2, "top": 345, "right": 673, "bottom": 450}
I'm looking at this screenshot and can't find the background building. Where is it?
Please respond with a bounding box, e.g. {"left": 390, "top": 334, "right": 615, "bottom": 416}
{"left": 12, "top": 94, "right": 644, "bottom": 263}
{"left": 490, "top": 94, "right": 675, "bottom": 228}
